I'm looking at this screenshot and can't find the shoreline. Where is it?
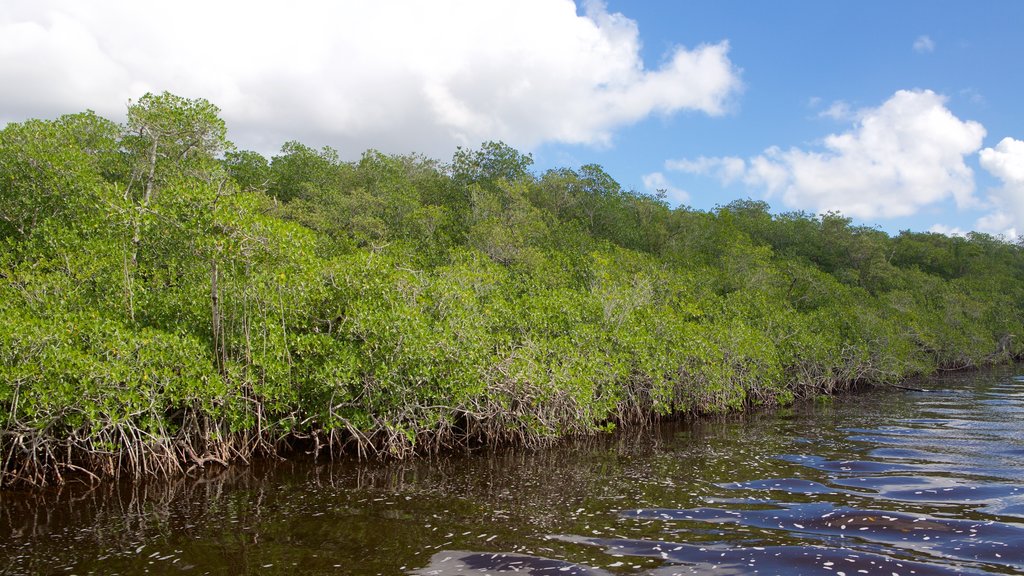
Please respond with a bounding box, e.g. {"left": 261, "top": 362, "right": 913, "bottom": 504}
{"left": 3, "top": 359, "right": 1017, "bottom": 491}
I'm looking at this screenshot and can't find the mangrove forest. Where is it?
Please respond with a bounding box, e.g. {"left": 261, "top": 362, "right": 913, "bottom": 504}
{"left": 2, "top": 92, "right": 1023, "bottom": 488}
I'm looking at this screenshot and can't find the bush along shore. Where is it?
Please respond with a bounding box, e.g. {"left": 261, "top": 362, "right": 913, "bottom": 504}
{"left": 2, "top": 93, "right": 1023, "bottom": 488}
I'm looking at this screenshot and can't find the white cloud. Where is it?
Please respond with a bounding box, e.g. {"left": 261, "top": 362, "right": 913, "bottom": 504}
{"left": 913, "top": 35, "right": 936, "bottom": 54}
{"left": 975, "top": 211, "right": 1016, "bottom": 238}
{"left": 929, "top": 224, "right": 967, "bottom": 237}
{"left": 960, "top": 88, "right": 986, "bottom": 106}
{"left": 641, "top": 171, "right": 689, "bottom": 204}
{"left": 978, "top": 137, "right": 1024, "bottom": 238}
{"left": 980, "top": 137, "right": 1024, "bottom": 183}
{"left": 666, "top": 90, "right": 986, "bottom": 221}
{"left": 818, "top": 100, "right": 854, "bottom": 121}
{"left": 666, "top": 155, "right": 746, "bottom": 185}
{"left": 0, "top": 0, "right": 741, "bottom": 158}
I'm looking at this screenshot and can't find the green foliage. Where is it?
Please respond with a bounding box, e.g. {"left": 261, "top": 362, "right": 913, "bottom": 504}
{"left": 451, "top": 141, "right": 533, "bottom": 187}
{"left": 223, "top": 150, "right": 271, "bottom": 192}
{"left": 268, "top": 141, "right": 349, "bottom": 203}
{"left": 0, "top": 116, "right": 111, "bottom": 239}
{"left": 123, "top": 92, "right": 229, "bottom": 199}
{"left": 3, "top": 97, "right": 1024, "bottom": 487}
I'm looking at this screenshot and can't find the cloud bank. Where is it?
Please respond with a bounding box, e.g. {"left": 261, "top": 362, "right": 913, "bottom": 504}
{"left": 668, "top": 89, "right": 987, "bottom": 221}
{"left": 0, "top": 0, "right": 741, "bottom": 157}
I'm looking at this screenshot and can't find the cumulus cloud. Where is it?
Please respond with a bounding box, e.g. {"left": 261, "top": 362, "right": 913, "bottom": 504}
{"left": 641, "top": 172, "right": 689, "bottom": 204}
{"left": 913, "top": 35, "right": 936, "bottom": 53}
{"left": 0, "top": 0, "right": 741, "bottom": 158}
{"left": 667, "top": 89, "right": 987, "bottom": 220}
{"left": 978, "top": 137, "right": 1024, "bottom": 238}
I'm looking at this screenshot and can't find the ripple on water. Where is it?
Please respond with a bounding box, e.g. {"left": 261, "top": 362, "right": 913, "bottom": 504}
{"left": 843, "top": 426, "right": 934, "bottom": 436}
{"left": 412, "top": 551, "right": 612, "bottom": 575}
{"left": 832, "top": 476, "right": 1024, "bottom": 515}
{"left": 717, "top": 478, "right": 845, "bottom": 495}
{"left": 833, "top": 475, "right": 1021, "bottom": 499}
{"left": 776, "top": 454, "right": 916, "bottom": 474}
{"left": 553, "top": 534, "right": 986, "bottom": 575}
{"left": 622, "top": 502, "right": 1024, "bottom": 570}
{"left": 869, "top": 447, "right": 942, "bottom": 460}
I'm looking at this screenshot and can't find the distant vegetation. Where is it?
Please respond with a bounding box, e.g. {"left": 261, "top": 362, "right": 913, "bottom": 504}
{"left": 2, "top": 93, "right": 1022, "bottom": 487}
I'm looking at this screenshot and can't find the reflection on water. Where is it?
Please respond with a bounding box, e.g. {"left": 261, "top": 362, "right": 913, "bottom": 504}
{"left": 1, "top": 367, "right": 1023, "bottom": 575}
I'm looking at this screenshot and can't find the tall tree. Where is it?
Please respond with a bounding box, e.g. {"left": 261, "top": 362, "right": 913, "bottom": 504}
{"left": 120, "top": 92, "right": 231, "bottom": 325}
{"left": 124, "top": 91, "right": 229, "bottom": 204}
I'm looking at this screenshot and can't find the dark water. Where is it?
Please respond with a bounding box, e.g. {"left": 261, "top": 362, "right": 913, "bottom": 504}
{"left": 3, "top": 369, "right": 1024, "bottom": 575}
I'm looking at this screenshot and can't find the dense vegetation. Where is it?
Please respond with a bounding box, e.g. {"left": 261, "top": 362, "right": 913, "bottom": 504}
{"left": 3, "top": 93, "right": 1022, "bottom": 487}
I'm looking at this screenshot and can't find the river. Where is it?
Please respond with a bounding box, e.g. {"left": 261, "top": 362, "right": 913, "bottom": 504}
{"left": 2, "top": 367, "right": 1023, "bottom": 575}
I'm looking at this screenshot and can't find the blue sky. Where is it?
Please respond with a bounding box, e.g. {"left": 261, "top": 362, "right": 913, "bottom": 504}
{"left": 535, "top": 1, "right": 1024, "bottom": 237}
{"left": 2, "top": 0, "right": 1022, "bottom": 237}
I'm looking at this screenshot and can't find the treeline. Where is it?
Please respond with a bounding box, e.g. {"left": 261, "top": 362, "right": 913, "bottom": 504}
{"left": 2, "top": 93, "right": 1022, "bottom": 487}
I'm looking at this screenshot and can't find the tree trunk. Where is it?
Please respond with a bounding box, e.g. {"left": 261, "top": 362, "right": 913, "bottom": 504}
{"left": 211, "top": 255, "right": 227, "bottom": 377}
{"left": 144, "top": 136, "right": 159, "bottom": 205}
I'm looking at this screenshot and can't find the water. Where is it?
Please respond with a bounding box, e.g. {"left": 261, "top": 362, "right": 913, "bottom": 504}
{"left": 2, "top": 368, "right": 1023, "bottom": 575}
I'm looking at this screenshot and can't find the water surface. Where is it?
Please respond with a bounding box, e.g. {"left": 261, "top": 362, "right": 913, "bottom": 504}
{"left": 2, "top": 368, "right": 1023, "bottom": 575}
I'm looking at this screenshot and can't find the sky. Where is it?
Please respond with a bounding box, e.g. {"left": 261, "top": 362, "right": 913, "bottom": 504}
{"left": 1, "top": 0, "right": 1022, "bottom": 238}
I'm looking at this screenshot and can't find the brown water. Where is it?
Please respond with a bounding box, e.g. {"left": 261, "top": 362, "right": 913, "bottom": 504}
{"left": 2, "top": 368, "right": 1023, "bottom": 575}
